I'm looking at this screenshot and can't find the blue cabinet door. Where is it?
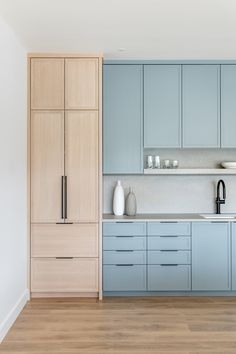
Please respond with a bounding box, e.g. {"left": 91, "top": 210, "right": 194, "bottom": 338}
{"left": 232, "top": 223, "right": 236, "bottom": 290}
{"left": 144, "top": 65, "right": 181, "bottom": 148}
{"left": 221, "top": 65, "right": 236, "bottom": 148}
{"left": 148, "top": 265, "right": 191, "bottom": 291}
{"left": 103, "top": 65, "right": 143, "bottom": 174}
{"left": 182, "top": 65, "right": 220, "bottom": 148}
{"left": 103, "top": 265, "right": 146, "bottom": 291}
{"left": 192, "top": 222, "right": 231, "bottom": 291}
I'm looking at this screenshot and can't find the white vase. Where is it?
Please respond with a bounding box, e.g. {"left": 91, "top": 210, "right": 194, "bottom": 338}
{"left": 125, "top": 188, "right": 137, "bottom": 216}
{"left": 113, "top": 180, "right": 125, "bottom": 216}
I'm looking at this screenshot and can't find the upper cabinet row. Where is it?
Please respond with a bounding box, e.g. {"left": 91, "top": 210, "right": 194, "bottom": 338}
{"left": 103, "top": 64, "right": 236, "bottom": 174}
{"left": 31, "top": 58, "right": 99, "bottom": 110}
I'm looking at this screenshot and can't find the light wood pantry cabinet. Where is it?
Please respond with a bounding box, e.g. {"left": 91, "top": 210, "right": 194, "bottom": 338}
{"left": 29, "top": 54, "right": 102, "bottom": 298}
{"left": 31, "top": 58, "right": 64, "bottom": 109}
{"left": 65, "top": 58, "right": 99, "bottom": 109}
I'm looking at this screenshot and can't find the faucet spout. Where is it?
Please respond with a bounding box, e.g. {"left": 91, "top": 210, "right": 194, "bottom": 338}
{"left": 216, "top": 179, "right": 226, "bottom": 214}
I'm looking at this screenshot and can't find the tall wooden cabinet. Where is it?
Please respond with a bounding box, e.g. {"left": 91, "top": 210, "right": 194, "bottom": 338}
{"left": 29, "top": 54, "right": 102, "bottom": 297}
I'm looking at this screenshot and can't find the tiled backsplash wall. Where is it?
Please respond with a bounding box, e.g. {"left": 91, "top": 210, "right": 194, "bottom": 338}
{"left": 103, "top": 149, "right": 236, "bottom": 214}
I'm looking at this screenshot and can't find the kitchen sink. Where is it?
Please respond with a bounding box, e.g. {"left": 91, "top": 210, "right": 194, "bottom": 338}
{"left": 200, "top": 214, "right": 236, "bottom": 219}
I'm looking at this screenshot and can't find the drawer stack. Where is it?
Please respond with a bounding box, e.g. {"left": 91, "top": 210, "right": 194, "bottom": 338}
{"left": 147, "top": 222, "right": 191, "bottom": 291}
{"left": 31, "top": 224, "right": 99, "bottom": 293}
{"left": 103, "top": 222, "right": 146, "bottom": 291}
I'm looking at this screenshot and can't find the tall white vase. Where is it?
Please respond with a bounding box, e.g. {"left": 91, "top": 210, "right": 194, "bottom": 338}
{"left": 113, "top": 180, "right": 125, "bottom": 216}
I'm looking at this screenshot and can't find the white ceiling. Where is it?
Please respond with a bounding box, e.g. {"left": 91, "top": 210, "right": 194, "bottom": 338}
{"left": 0, "top": 0, "right": 236, "bottom": 59}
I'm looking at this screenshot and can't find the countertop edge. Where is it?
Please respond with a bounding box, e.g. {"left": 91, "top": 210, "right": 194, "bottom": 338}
{"left": 102, "top": 213, "right": 236, "bottom": 222}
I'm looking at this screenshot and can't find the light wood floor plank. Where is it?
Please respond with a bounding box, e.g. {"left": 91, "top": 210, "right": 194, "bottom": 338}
{"left": 1, "top": 297, "right": 236, "bottom": 353}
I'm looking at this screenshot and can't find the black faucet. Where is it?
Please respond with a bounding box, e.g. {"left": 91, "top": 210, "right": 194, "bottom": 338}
{"left": 216, "top": 179, "right": 226, "bottom": 214}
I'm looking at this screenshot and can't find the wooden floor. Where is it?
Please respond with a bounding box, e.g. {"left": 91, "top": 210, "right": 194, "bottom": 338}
{"left": 1, "top": 297, "right": 236, "bottom": 354}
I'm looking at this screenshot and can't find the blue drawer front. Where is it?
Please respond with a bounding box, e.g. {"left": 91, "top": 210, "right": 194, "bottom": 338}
{"left": 148, "top": 222, "right": 191, "bottom": 236}
{"left": 148, "top": 250, "right": 191, "bottom": 265}
{"left": 148, "top": 265, "right": 191, "bottom": 291}
{"left": 103, "top": 236, "right": 146, "bottom": 250}
{"left": 148, "top": 236, "right": 191, "bottom": 250}
{"left": 103, "top": 222, "right": 146, "bottom": 236}
{"left": 103, "top": 250, "right": 146, "bottom": 265}
{"left": 103, "top": 265, "right": 146, "bottom": 291}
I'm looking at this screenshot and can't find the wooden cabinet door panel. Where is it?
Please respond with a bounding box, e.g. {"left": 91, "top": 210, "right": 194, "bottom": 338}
{"left": 65, "top": 111, "right": 98, "bottom": 222}
{"left": 31, "top": 258, "right": 98, "bottom": 292}
{"left": 31, "top": 111, "right": 64, "bottom": 222}
{"left": 31, "top": 58, "right": 64, "bottom": 109}
{"left": 31, "top": 223, "right": 98, "bottom": 257}
{"left": 65, "top": 58, "right": 98, "bottom": 109}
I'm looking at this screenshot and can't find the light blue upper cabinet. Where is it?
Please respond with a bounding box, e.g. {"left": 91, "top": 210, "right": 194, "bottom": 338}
{"left": 182, "top": 65, "right": 220, "bottom": 148}
{"left": 144, "top": 65, "right": 181, "bottom": 148}
{"left": 192, "top": 222, "right": 231, "bottom": 291}
{"left": 103, "top": 65, "right": 143, "bottom": 174}
{"left": 221, "top": 65, "right": 236, "bottom": 148}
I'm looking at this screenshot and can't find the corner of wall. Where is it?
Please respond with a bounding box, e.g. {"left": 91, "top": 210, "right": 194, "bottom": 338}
{"left": 0, "top": 289, "right": 30, "bottom": 343}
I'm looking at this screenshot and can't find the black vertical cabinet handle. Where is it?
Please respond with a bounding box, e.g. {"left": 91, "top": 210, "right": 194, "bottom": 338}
{"left": 65, "top": 176, "right": 67, "bottom": 219}
{"left": 61, "top": 176, "right": 64, "bottom": 219}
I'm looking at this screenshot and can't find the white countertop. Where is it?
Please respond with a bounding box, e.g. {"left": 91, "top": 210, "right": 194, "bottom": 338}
{"left": 103, "top": 213, "right": 236, "bottom": 222}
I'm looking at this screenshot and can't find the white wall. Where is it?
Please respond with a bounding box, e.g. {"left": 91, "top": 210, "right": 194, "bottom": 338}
{"left": 0, "top": 17, "right": 28, "bottom": 341}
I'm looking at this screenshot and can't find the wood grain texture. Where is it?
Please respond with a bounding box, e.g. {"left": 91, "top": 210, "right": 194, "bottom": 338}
{"left": 65, "top": 111, "right": 98, "bottom": 222}
{"left": 2, "top": 297, "right": 236, "bottom": 353}
{"left": 31, "top": 58, "right": 64, "bottom": 109}
{"left": 31, "top": 258, "right": 98, "bottom": 293}
{"left": 31, "top": 223, "right": 99, "bottom": 257}
{"left": 31, "top": 111, "right": 64, "bottom": 223}
{"left": 65, "top": 58, "right": 99, "bottom": 109}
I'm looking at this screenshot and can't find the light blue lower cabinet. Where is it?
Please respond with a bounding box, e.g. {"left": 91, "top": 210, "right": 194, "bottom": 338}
{"left": 103, "top": 236, "right": 146, "bottom": 251}
{"left": 103, "top": 251, "right": 146, "bottom": 265}
{"left": 103, "top": 222, "right": 146, "bottom": 236}
{"left": 148, "top": 250, "right": 191, "bottom": 265}
{"left": 103, "top": 265, "right": 146, "bottom": 291}
{"left": 192, "top": 222, "right": 231, "bottom": 291}
{"left": 148, "top": 265, "right": 191, "bottom": 291}
{"left": 148, "top": 236, "right": 191, "bottom": 250}
{"left": 148, "top": 222, "right": 191, "bottom": 236}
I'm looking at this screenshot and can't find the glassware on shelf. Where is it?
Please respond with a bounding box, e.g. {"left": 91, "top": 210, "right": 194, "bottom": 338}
{"left": 147, "top": 155, "right": 153, "bottom": 169}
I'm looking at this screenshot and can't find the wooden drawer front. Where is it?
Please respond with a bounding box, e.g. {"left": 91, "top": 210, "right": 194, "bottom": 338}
{"left": 103, "top": 251, "right": 146, "bottom": 265}
{"left": 103, "top": 222, "right": 146, "bottom": 236}
{"left": 103, "top": 236, "right": 146, "bottom": 250}
{"left": 148, "top": 251, "right": 191, "bottom": 265}
{"left": 148, "top": 236, "right": 190, "bottom": 250}
{"left": 148, "top": 265, "right": 191, "bottom": 291}
{"left": 103, "top": 265, "right": 146, "bottom": 291}
{"left": 147, "top": 222, "right": 190, "bottom": 236}
{"left": 31, "top": 224, "right": 98, "bottom": 257}
{"left": 31, "top": 258, "right": 98, "bottom": 292}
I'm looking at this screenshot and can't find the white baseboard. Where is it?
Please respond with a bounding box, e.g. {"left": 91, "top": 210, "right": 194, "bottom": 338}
{"left": 0, "top": 289, "right": 30, "bottom": 343}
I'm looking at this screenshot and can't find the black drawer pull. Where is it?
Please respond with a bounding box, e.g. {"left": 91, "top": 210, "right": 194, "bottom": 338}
{"left": 160, "top": 221, "right": 178, "bottom": 224}
{"left": 160, "top": 264, "right": 178, "bottom": 266}
{"left": 116, "top": 264, "right": 134, "bottom": 267}
{"left": 160, "top": 250, "right": 178, "bottom": 252}
{"left": 160, "top": 235, "right": 178, "bottom": 238}
{"left": 115, "top": 222, "right": 134, "bottom": 224}
{"left": 56, "top": 257, "right": 73, "bottom": 259}
{"left": 116, "top": 236, "right": 134, "bottom": 238}
{"left": 116, "top": 250, "right": 134, "bottom": 252}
